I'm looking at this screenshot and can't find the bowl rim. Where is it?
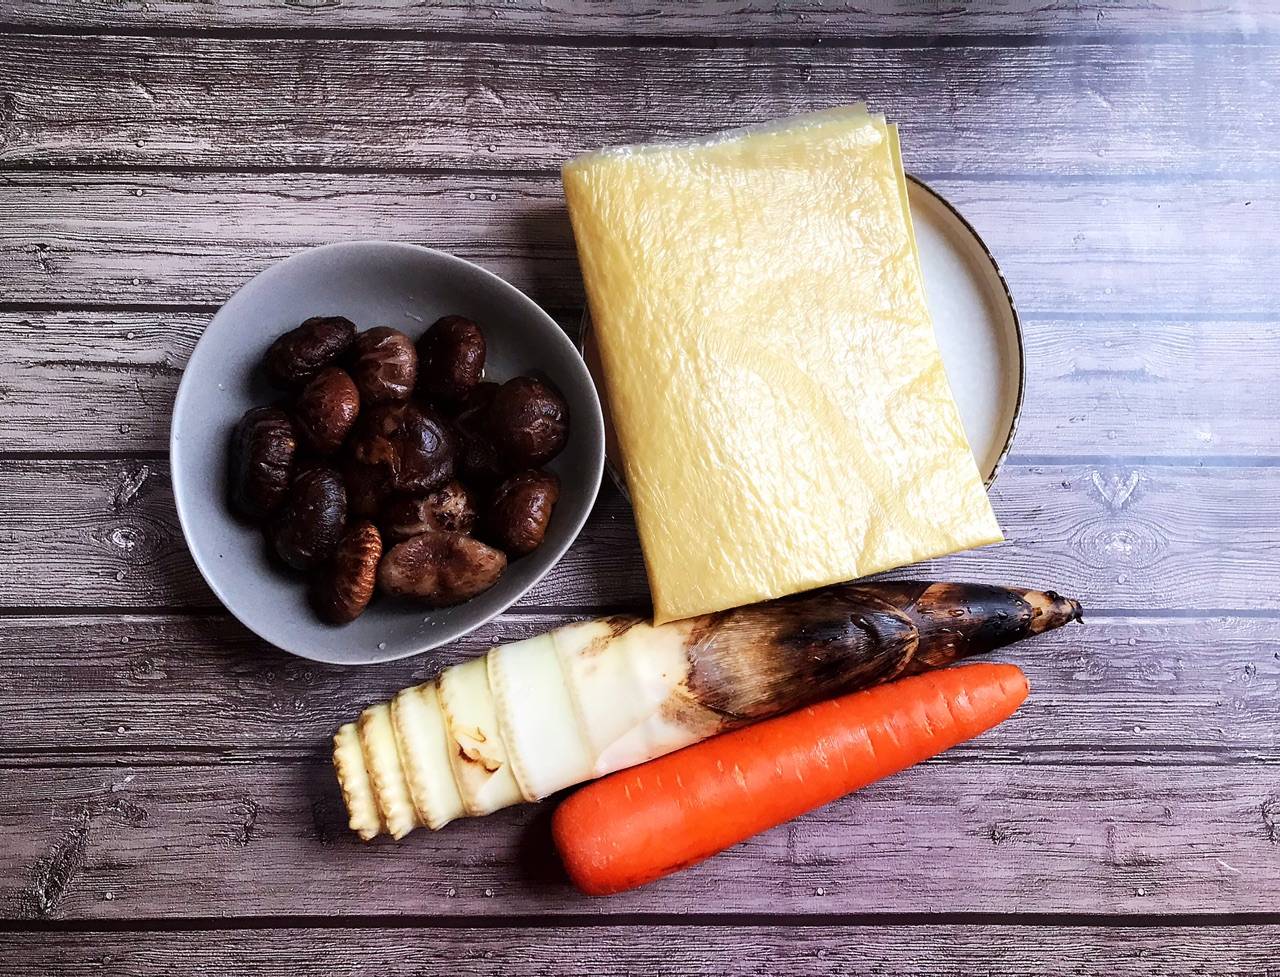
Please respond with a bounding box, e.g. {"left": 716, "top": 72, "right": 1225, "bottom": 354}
{"left": 169, "top": 240, "right": 605, "bottom": 665}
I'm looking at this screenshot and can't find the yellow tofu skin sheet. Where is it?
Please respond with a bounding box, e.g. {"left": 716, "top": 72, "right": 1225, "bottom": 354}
{"left": 563, "top": 108, "right": 1003, "bottom": 624}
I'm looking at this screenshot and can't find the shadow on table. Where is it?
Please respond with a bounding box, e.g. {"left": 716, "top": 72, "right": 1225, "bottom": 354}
{"left": 515, "top": 798, "right": 571, "bottom": 888}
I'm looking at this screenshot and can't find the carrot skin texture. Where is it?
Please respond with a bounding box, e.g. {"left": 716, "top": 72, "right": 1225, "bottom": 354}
{"left": 552, "top": 663, "right": 1030, "bottom": 896}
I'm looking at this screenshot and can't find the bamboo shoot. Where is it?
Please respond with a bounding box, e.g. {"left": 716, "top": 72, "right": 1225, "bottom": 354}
{"left": 333, "top": 581, "right": 1081, "bottom": 840}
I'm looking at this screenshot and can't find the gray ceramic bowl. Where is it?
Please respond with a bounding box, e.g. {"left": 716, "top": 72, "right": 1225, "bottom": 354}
{"left": 171, "top": 242, "right": 604, "bottom": 665}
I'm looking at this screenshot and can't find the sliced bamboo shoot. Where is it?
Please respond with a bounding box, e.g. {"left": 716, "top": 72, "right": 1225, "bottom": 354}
{"left": 357, "top": 703, "right": 418, "bottom": 839}
{"left": 488, "top": 633, "right": 593, "bottom": 800}
{"left": 437, "top": 655, "right": 524, "bottom": 816}
{"left": 391, "top": 681, "right": 465, "bottom": 830}
{"left": 333, "top": 581, "right": 1083, "bottom": 841}
{"left": 550, "top": 617, "right": 721, "bottom": 776}
{"left": 333, "top": 721, "right": 384, "bottom": 841}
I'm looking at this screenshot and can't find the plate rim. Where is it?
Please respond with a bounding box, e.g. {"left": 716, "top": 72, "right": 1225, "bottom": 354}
{"left": 577, "top": 172, "right": 1026, "bottom": 494}
{"left": 905, "top": 173, "right": 1026, "bottom": 488}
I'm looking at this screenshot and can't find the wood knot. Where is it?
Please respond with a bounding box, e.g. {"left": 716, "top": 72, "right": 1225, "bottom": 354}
{"left": 1263, "top": 796, "right": 1280, "bottom": 845}
{"left": 988, "top": 823, "right": 1016, "bottom": 846}
{"left": 1089, "top": 469, "right": 1142, "bottom": 510}
{"left": 231, "top": 798, "right": 260, "bottom": 847}
{"left": 24, "top": 806, "right": 91, "bottom": 919}
{"left": 111, "top": 465, "right": 152, "bottom": 511}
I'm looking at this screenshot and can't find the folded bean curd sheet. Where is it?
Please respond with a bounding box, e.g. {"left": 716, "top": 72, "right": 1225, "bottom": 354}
{"left": 563, "top": 106, "right": 1003, "bottom": 624}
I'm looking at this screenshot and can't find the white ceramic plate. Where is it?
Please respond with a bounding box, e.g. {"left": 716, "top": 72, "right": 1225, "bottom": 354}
{"left": 581, "top": 175, "right": 1024, "bottom": 492}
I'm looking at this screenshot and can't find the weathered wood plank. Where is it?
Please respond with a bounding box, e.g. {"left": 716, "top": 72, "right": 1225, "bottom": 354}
{"left": 5, "top": 924, "right": 1280, "bottom": 977}
{"left": 3, "top": 171, "right": 577, "bottom": 307}
{"left": 0, "top": 307, "right": 568, "bottom": 453}
{"left": 5, "top": 310, "right": 1275, "bottom": 457}
{"left": 3, "top": 760, "right": 1277, "bottom": 919}
{"left": 0, "top": 310, "right": 198, "bottom": 453}
{"left": 3, "top": 0, "right": 1272, "bottom": 37}
{"left": 4, "top": 171, "right": 1272, "bottom": 314}
{"left": 1, "top": 459, "right": 1277, "bottom": 612}
{"left": 0, "top": 611, "right": 1274, "bottom": 759}
{"left": 1018, "top": 317, "right": 1280, "bottom": 457}
{"left": 0, "top": 36, "right": 1273, "bottom": 175}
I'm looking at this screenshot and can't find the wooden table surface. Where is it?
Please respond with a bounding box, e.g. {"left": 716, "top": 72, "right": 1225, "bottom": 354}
{"left": 2, "top": 2, "right": 1277, "bottom": 973}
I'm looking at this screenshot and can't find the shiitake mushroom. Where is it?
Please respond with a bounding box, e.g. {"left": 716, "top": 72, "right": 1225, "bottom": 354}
{"left": 229, "top": 406, "right": 298, "bottom": 520}
{"left": 341, "top": 402, "right": 405, "bottom": 515}
{"left": 270, "top": 466, "right": 347, "bottom": 571}
{"left": 381, "top": 481, "right": 478, "bottom": 542}
{"left": 486, "top": 469, "right": 560, "bottom": 556}
{"left": 342, "top": 457, "right": 394, "bottom": 520}
{"left": 263, "top": 316, "right": 356, "bottom": 390}
{"left": 417, "top": 315, "right": 485, "bottom": 403}
{"left": 237, "top": 314, "right": 575, "bottom": 620}
{"left": 454, "top": 380, "right": 499, "bottom": 417}
{"left": 377, "top": 531, "right": 506, "bottom": 607}
{"left": 393, "top": 403, "right": 455, "bottom": 493}
{"left": 310, "top": 520, "right": 382, "bottom": 625}
{"left": 451, "top": 381, "right": 505, "bottom": 485}
{"left": 293, "top": 367, "right": 360, "bottom": 455}
{"left": 344, "top": 401, "right": 454, "bottom": 495}
{"left": 346, "top": 402, "right": 405, "bottom": 467}
{"left": 486, "top": 376, "right": 570, "bottom": 469}
{"left": 349, "top": 326, "right": 417, "bottom": 403}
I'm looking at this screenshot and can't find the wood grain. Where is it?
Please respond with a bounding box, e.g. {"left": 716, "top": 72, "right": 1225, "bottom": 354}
{"left": 2, "top": 459, "right": 1277, "bottom": 612}
{"left": 0, "top": 611, "right": 1274, "bottom": 760}
{"left": 3, "top": 760, "right": 1277, "bottom": 919}
{"left": 4, "top": 171, "right": 1272, "bottom": 314}
{"left": 5, "top": 924, "right": 1279, "bottom": 976}
{"left": 0, "top": 310, "right": 197, "bottom": 453}
{"left": 1018, "top": 317, "right": 1280, "bottom": 458}
{"left": 5, "top": 310, "right": 1277, "bottom": 457}
{"left": 3, "top": 0, "right": 1272, "bottom": 38}
{"left": 0, "top": 36, "right": 1273, "bottom": 175}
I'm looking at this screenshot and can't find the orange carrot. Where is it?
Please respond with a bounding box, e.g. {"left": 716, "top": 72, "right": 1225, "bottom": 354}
{"left": 552, "top": 662, "right": 1029, "bottom": 896}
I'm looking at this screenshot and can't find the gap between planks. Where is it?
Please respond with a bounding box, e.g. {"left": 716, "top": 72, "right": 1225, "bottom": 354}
{"left": 2, "top": 0, "right": 1278, "bottom": 43}
{"left": 5, "top": 921, "right": 1280, "bottom": 977}
{"left": 2, "top": 452, "right": 1277, "bottom": 470}
{"left": 2, "top": 747, "right": 1276, "bottom": 770}
{"left": 2, "top": 910, "right": 1279, "bottom": 934}
{"left": 2, "top": 609, "right": 1276, "bottom": 766}
{"left": 5, "top": 307, "right": 1280, "bottom": 457}
{"left": 5, "top": 303, "right": 1280, "bottom": 323}
{"left": 1, "top": 39, "right": 1273, "bottom": 177}
{"left": 0, "top": 25, "right": 1275, "bottom": 49}
{"left": 0, "top": 162, "right": 1267, "bottom": 185}
{"left": 2, "top": 460, "right": 1277, "bottom": 611}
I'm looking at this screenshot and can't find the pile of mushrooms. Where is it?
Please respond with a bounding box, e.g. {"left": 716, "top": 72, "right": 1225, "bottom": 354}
{"left": 228, "top": 315, "right": 569, "bottom": 624}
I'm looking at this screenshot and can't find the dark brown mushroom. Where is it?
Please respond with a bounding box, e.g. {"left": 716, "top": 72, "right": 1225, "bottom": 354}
{"left": 486, "top": 469, "right": 560, "bottom": 556}
{"left": 293, "top": 367, "right": 360, "bottom": 455}
{"left": 342, "top": 458, "right": 394, "bottom": 520}
{"left": 341, "top": 402, "right": 406, "bottom": 516}
{"left": 377, "top": 531, "right": 506, "bottom": 607}
{"left": 417, "top": 315, "right": 486, "bottom": 403}
{"left": 392, "top": 403, "right": 455, "bottom": 493}
{"left": 264, "top": 315, "right": 356, "bottom": 390}
{"left": 486, "top": 376, "right": 570, "bottom": 468}
{"left": 310, "top": 520, "right": 382, "bottom": 625}
{"left": 229, "top": 406, "right": 298, "bottom": 520}
{"left": 269, "top": 466, "right": 347, "bottom": 571}
{"left": 451, "top": 381, "right": 505, "bottom": 485}
{"left": 381, "top": 481, "right": 478, "bottom": 542}
{"left": 349, "top": 326, "right": 417, "bottom": 403}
